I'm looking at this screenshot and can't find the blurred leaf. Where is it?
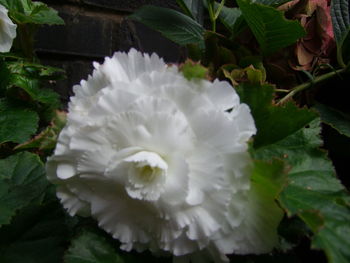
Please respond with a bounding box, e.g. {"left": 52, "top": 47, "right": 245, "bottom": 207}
{"left": 130, "top": 5, "right": 205, "bottom": 46}
{"left": 15, "top": 111, "right": 67, "bottom": 151}
{"left": 236, "top": 83, "right": 317, "bottom": 148}
{"left": 315, "top": 103, "right": 350, "bottom": 137}
{"left": 331, "top": 0, "right": 350, "bottom": 66}
{"left": 64, "top": 230, "right": 124, "bottom": 263}
{"left": 0, "top": 202, "right": 72, "bottom": 263}
{"left": 237, "top": 0, "right": 305, "bottom": 55}
{"left": 0, "top": 99, "right": 39, "bottom": 144}
{"left": 0, "top": 152, "right": 49, "bottom": 226}
{"left": 176, "top": 0, "right": 204, "bottom": 24}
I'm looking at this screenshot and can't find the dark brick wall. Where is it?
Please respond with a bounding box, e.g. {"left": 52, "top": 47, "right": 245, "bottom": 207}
{"left": 36, "top": 0, "right": 184, "bottom": 106}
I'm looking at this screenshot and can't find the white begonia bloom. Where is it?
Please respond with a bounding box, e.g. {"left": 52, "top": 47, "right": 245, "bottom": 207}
{"left": 0, "top": 5, "right": 16, "bottom": 53}
{"left": 46, "top": 49, "right": 283, "bottom": 261}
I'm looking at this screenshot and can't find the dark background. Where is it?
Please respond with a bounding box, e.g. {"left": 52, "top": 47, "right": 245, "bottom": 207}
{"left": 36, "top": 0, "right": 184, "bottom": 105}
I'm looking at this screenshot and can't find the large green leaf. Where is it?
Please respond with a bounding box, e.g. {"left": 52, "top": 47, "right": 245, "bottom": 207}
{"left": 0, "top": 202, "right": 73, "bottom": 263}
{"left": 129, "top": 5, "right": 205, "bottom": 46}
{"left": 236, "top": 0, "right": 305, "bottom": 55}
{"left": 0, "top": 152, "right": 49, "bottom": 226}
{"left": 0, "top": 100, "right": 39, "bottom": 144}
{"left": 253, "top": 117, "right": 350, "bottom": 263}
{"left": 331, "top": 0, "right": 350, "bottom": 66}
{"left": 238, "top": 82, "right": 350, "bottom": 262}
{"left": 64, "top": 230, "right": 124, "bottom": 263}
{"left": 315, "top": 103, "right": 350, "bottom": 137}
{"left": 236, "top": 83, "right": 317, "bottom": 148}
{"left": 176, "top": 0, "right": 204, "bottom": 24}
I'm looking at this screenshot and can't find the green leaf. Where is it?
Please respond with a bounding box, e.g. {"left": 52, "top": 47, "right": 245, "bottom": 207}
{"left": 331, "top": 0, "right": 350, "bottom": 45}
{"left": 176, "top": 0, "right": 204, "bottom": 23}
{"left": 64, "top": 230, "right": 124, "bottom": 263}
{"left": 236, "top": 0, "right": 305, "bottom": 55}
{"left": 2, "top": 0, "right": 64, "bottom": 25}
{"left": 0, "top": 202, "right": 74, "bottom": 263}
{"left": 253, "top": 116, "right": 350, "bottom": 263}
{"left": 0, "top": 152, "right": 49, "bottom": 226}
{"left": 236, "top": 83, "right": 317, "bottom": 148}
{"left": 0, "top": 100, "right": 39, "bottom": 144}
{"left": 130, "top": 5, "right": 205, "bottom": 46}
{"left": 8, "top": 61, "right": 66, "bottom": 80}
{"left": 331, "top": 0, "right": 350, "bottom": 66}
{"left": 314, "top": 103, "right": 350, "bottom": 137}
{"left": 251, "top": 159, "right": 287, "bottom": 208}
{"left": 9, "top": 74, "right": 60, "bottom": 108}
{"left": 217, "top": 6, "right": 245, "bottom": 35}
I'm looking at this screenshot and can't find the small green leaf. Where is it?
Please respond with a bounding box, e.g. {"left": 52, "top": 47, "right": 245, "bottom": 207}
{"left": 180, "top": 60, "right": 208, "bottom": 80}
{"left": 236, "top": 83, "right": 317, "bottom": 148}
{"left": 331, "top": 0, "right": 350, "bottom": 66}
{"left": 0, "top": 100, "right": 39, "bottom": 144}
{"left": 314, "top": 103, "right": 350, "bottom": 137}
{"left": 0, "top": 152, "right": 49, "bottom": 226}
{"left": 130, "top": 5, "right": 205, "bottom": 46}
{"left": 236, "top": 0, "right": 305, "bottom": 55}
{"left": 64, "top": 230, "right": 124, "bottom": 263}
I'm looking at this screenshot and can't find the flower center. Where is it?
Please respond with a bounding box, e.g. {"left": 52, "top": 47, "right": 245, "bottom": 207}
{"left": 123, "top": 151, "right": 168, "bottom": 201}
{"left": 136, "top": 164, "right": 163, "bottom": 182}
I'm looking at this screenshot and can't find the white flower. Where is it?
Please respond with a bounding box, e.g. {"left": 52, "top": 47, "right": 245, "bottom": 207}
{"left": 0, "top": 5, "right": 16, "bottom": 53}
{"left": 46, "top": 49, "right": 283, "bottom": 261}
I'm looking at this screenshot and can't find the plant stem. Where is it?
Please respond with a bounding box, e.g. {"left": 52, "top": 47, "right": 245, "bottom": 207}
{"left": 277, "top": 68, "right": 347, "bottom": 105}
{"left": 214, "top": 0, "right": 226, "bottom": 19}
{"left": 18, "top": 24, "right": 34, "bottom": 61}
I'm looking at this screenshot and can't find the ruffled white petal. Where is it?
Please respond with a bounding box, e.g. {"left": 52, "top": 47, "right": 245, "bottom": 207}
{"left": 46, "top": 49, "right": 282, "bottom": 262}
{"left": 0, "top": 5, "right": 16, "bottom": 53}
